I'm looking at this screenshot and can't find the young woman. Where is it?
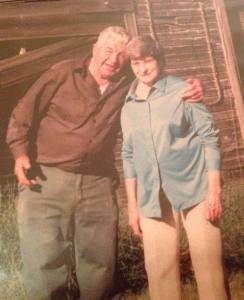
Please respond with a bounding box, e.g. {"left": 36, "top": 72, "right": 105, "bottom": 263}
{"left": 121, "top": 35, "right": 227, "bottom": 300}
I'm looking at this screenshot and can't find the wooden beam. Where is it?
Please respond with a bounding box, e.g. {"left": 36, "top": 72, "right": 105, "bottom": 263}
{"left": 0, "top": 37, "right": 94, "bottom": 87}
{"left": 224, "top": 0, "right": 244, "bottom": 9}
{"left": 0, "top": 12, "right": 125, "bottom": 40}
{"left": 0, "top": 0, "right": 134, "bottom": 15}
{"left": 124, "top": 13, "right": 138, "bottom": 37}
{"left": 214, "top": 0, "right": 244, "bottom": 138}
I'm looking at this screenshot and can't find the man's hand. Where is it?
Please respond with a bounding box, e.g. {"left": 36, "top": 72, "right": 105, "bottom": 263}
{"left": 204, "top": 188, "right": 222, "bottom": 221}
{"left": 15, "top": 155, "right": 37, "bottom": 186}
{"left": 181, "top": 78, "right": 203, "bottom": 102}
{"left": 125, "top": 178, "right": 142, "bottom": 237}
{"left": 128, "top": 205, "right": 142, "bottom": 238}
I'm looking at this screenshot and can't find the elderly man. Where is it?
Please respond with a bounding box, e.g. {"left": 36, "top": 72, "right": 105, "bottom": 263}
{"left": 6, "top": 26, "right": 203, "bottom": 300}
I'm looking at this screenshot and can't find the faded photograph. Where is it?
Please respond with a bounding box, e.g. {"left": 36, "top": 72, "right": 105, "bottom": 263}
{"left": 0, "top": 1, "right": 243, "bottom": 300}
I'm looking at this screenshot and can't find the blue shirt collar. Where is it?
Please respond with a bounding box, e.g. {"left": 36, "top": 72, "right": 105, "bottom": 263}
{"left": 125, "top": 74, "right": 168, "bottom": 103}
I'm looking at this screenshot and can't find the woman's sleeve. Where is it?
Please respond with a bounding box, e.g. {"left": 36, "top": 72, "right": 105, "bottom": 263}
{"left": 185, "top": 102, "right": 221, "bottom": 170}
{"left": 121, "top": 106, "right": 137, "bottom": 178}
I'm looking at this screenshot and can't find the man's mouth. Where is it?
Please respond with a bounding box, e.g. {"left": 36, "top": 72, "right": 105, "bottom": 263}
{"left": 105, "top": 64, "right": 117, "bottom": 72}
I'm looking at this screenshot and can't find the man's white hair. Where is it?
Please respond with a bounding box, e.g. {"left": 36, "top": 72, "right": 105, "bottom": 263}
{"left": 96, "top": 26, "right": 131, "bottom": 46}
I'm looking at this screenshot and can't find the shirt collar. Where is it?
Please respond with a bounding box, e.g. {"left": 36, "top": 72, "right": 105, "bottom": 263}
{"left": 71, "top": 54, "right": 91, "bottom": 77}
{"left": 125, "top": 73, "right": 168, "bottom": 103}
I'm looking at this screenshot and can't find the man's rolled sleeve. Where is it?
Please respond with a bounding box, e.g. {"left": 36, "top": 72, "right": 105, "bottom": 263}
{"left": 8, "top": 140, "right": 29, "bottom": 160}
{"left": 6, "top": 68, "right": 60, "bottom": 158}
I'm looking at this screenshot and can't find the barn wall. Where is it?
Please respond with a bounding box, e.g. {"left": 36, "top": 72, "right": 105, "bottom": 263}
{"left": 240, "top": 11, "right": 244, "bottom": 33}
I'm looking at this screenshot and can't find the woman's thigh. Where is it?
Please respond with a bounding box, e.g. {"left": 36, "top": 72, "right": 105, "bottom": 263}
{"left": 140, "top": 197, "right": 180, "bottom": 272}
{"left": 140, "top": 198, "right": 181, "bottom": 300}
{"left": 181, "top": 201, "right": 223, "bottom": 260}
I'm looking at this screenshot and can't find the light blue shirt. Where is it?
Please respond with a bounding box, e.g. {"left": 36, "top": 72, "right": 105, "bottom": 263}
{"left": 121, "top": 75, "right": 221, "bottom": 218}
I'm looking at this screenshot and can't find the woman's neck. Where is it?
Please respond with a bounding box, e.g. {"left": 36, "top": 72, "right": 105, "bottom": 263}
{"left": 135, "top": 81, "right": 153, "bottom": 99}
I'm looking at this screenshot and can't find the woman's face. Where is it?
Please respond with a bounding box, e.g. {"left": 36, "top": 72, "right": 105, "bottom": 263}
{"left": 130, "top": 56, "right": 160, "bottom": 86}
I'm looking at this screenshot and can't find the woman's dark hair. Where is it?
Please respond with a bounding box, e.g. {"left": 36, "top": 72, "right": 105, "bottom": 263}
{"left": 126, "top": 35, "right": 165, "bottom": 66}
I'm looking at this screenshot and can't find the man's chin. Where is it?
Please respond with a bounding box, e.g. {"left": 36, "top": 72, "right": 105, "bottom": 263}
{"left": 101, "top": 71, "right": 118, "bottom": 80}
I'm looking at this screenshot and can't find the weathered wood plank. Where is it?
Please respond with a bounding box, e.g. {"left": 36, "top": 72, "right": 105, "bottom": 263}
{"left": 0, "top": 0, "right": 134, "bottom": 14}
{"left": 0, "top": 11, "right": 126, "bottom": 40}
{"left": 0, "top": 0, "right": 134, "bottom": 39}
{"left": 240, "top": 11, "right": 244, "bottom": 34}
{"left": 224, "top": 0, "right": 244, "bottom": 8}
{"left": 0, "top": 37, "right": 94, "bottom": 87}
{"left": 214, "top": 0, "right": 244, "bottom": 138}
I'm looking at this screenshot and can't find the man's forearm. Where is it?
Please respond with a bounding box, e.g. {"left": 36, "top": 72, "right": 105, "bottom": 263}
{"left": 125, "top": 177, "right": 142, "bottom": 237}
{"left": 125, "top": 178, "right": 137, "bottom": 209}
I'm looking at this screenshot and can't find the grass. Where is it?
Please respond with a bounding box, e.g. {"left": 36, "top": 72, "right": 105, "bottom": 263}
{"left": 0, "top": 177, "right": 243, "bottom": 300}
{"left": 121, "top": 272, "right": 244, "bottom": 300}
{"left": 0, "top": 198, "right": 26, "bottom": 300}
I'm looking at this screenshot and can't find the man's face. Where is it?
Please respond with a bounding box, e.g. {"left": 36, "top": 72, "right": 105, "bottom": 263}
{"left": 92, "top": 38, "right": 127, "bottom": 79}
{"left": 130, "top": 56, "right": 160, "bottom": 86}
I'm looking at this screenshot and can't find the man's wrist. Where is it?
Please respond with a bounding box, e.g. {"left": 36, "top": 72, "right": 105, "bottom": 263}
{"left": 128, "top": 200, "right": 137, "bottom": 209}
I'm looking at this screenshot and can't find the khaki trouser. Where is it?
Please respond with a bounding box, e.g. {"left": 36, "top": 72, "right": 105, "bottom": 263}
{"left": 17, "top": 165, "right": 118, "bottom": 300}
{"left": 140, "top": 197, "right": 228, "bottom": 300}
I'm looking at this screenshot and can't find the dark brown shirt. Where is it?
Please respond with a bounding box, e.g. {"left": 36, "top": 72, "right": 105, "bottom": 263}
{"left": 6, "top": 57, "right": 132, "bottom": 174}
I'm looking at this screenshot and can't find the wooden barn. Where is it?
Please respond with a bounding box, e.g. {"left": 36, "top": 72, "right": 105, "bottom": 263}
{"left": 0, "top": 0, "right": 244, "bottom": 201}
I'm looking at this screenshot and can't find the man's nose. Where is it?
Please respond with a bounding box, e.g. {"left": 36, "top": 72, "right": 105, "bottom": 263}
{"left": 109, "top": 53, "right": 118, "bottom": 65}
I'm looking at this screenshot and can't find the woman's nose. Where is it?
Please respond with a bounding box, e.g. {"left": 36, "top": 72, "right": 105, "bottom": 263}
{"left": 139, "top": 63, "right": 147, "bottom": 73}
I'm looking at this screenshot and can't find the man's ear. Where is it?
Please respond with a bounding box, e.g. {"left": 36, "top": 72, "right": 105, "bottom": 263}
{"left": 92, "top": 43, "right": 97, "bottom": 55}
